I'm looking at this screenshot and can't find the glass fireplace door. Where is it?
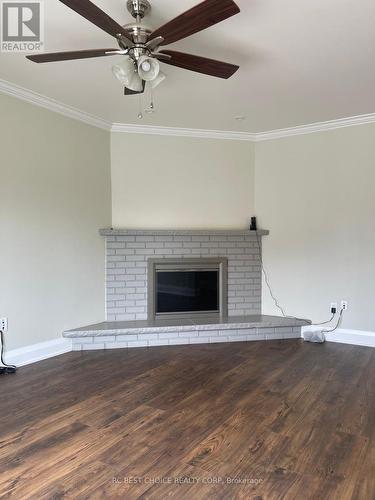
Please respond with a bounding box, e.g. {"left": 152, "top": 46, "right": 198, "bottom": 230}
{"left": 148, "top": 258, "right": 228, "bottom": 320}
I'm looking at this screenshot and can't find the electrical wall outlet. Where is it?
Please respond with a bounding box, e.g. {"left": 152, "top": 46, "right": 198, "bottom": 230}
{"left": 330, "top": 303, "right": 338, "bottom": 314}
{"left": 341, "top": 301, "right": 349, "bottom": 311}
{"left": 0, "top": 317, "right": 8, "bottom": 332}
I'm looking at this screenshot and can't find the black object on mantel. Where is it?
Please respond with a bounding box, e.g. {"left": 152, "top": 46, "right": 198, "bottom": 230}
{"left": 250, "top": 217, "right": 257, "bottom": 231}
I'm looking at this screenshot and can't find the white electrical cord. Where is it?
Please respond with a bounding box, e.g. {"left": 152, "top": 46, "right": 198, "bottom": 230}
{"left": 322, "top": 308, "right": 344, "bottom": 334}
{"left": 0, "top": 329, "right": 17, "bottom": 373}
{"left": 254, "top": 229, "right": 338, "bottom": 327}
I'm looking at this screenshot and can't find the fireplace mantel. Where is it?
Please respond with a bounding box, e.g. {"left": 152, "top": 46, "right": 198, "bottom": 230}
{"left": 99, "top": 228, "right": 270, "bottom": 237}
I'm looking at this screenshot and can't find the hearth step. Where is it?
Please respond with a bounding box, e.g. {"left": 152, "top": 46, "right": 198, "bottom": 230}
{"left": 63, "top": 315, "right": 310, "bottom": 351}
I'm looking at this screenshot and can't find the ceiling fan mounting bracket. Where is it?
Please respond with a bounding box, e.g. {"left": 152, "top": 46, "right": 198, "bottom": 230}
{"left": 127, "top": 0, "right": 151, "bottom": 20}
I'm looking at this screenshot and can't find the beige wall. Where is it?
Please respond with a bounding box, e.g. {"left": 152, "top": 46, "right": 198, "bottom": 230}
{"left": 0, "top": 94, "right": 111, "bottom": 350}
{"left": 2, "top": 90, "right": 374, "bottom": 351}
{"left": 111, "top": 133, "right": 255, "bottom": 229}
{"left": 255, "top": 124, "right": 375, "bottom": 332}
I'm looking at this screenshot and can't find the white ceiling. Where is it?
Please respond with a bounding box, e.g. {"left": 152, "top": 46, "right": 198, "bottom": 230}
{"left": 1, "top": 0, "right": 375, "bottom": 133}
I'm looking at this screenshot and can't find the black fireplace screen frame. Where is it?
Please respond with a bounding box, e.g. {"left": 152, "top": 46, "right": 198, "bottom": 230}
{"left": 147, "top": 258, "right": 228, "bottom": 320}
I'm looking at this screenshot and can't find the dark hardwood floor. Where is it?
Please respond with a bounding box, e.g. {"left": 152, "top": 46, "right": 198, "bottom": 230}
{"left": 0, "top": 339, "right": 374, "bottom": 499}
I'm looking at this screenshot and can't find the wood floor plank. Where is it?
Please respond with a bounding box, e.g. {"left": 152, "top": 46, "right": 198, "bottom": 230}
{"left": 0, "top": 340, "right": 374, "bottom": 499}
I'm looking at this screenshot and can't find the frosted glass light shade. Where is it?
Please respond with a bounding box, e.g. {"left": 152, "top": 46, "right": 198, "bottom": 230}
{"left": 137, "top": 55, "right": 160, "bottom": 81}
{"left": 150, "top": 71, "right": 166, "bottom": 89}
{"left": 112, "top": 57, "right": 143, "bottom": 92}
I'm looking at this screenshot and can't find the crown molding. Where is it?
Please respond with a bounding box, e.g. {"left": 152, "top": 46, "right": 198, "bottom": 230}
{"left": 0, "top": 78, "right": 112, "bottom": 131}
{"left": 254, "top": 113, "right": 375, "bottom": 141}
{"left": 1, "top": 77, "right": 375, "bottom": 140}
{"left": 112, "top": 113, "right": 375, "bottom": 141}
{"left": 111, "top": 122, "right": 257, "bottom": 141}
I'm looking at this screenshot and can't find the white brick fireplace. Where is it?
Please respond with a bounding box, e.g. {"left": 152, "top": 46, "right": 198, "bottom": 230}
{"left": 63, "top": 229, "right": 309, "bottom": 350}
{"left": 101, "top": 229, "right": 268, "bottom": 322}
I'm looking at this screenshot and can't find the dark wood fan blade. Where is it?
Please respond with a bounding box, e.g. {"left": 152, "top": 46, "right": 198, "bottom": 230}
{"left": 58, "top": 0, "right": 130, "bottom": 40}
{"left": 150, "top": 0, "right": 240, "bottom": 46}
{"left": 26, "top": 49, "right": 120, "bottom": 63}
{"left": 157, "top": 50, "right": 239, "bottom": 79}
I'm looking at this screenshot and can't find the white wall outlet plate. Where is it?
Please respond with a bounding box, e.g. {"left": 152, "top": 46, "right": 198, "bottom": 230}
{"left": 341, "top": 301, "right": 349, "bottom": 311}
{"left": 330, "top": 302, "right": 338, "bottom": 312}
{"left": 0, "top": 317, "right": 8, "bottom": 332}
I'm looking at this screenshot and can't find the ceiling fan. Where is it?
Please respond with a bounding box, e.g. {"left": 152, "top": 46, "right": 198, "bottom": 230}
{"left": 26, "top": 0, "right": 240, "bottom": 95}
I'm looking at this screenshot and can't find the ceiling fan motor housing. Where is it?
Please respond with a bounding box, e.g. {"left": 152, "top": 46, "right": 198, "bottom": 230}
{"left": 121, "top": 22, "right": 152, "bottom": 46}
{"left": 127, "top": 0, "right": 151, "bottom": 19}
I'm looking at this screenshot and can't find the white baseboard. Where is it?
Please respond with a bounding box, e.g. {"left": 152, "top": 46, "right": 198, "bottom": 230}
{"left": 4, "top": 327, "right": 374, "bottom": 368}
{"left": 302, "top": 326, "right": 375, "bottom": 348}
{"left": 325, "top": 329, "right": 375, "bottom": 348}
{"left": 4, "top": 338, "right": 72, "bottom": 367}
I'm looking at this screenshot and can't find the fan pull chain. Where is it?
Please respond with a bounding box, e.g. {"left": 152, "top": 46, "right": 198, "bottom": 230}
{"left": 144, "top": 83, "right": 155, "bottom": 114}
{"left": 138, "top": 93, "right": 143, "bottom": 119}
{"left": 150, "top": 86, "right": 154, "bottom": 111}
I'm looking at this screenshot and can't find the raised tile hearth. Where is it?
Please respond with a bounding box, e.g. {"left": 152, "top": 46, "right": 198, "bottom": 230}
{"left": 63, "top": 315, "right": 310, "bottom": 351}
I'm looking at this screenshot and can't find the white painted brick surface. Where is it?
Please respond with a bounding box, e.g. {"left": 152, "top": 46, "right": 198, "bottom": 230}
{"left": 283, "top": 332, "right": 301, "bottom": 339}
{"left": 148, "top": 340, "right": 170, "bottom": 347}
{"left": 179, "top": 331, "right": 199, "bottom": 338}
{"left": 72, "top": 337, "right": 92, "bottom": 344}
{"left": 93, "top": 335, "right": 114, "bottom": 343}
{"left": 105, "top": 233, "right": 263, "bottom": 321}
{"left": 168, "top": 338, "right": 190, "bottom": 345}
{"left": 159, "top": 332, "right": 183, "bottom": 339}
{"left": 227, "top": 335, "right": 248, "bottom": 342}
{"left": 83, "top": 343, "right": 105, "bottom": 350}
{"left": 190, "top": 338, "right": 210, "bottom": 344}
{"left": 116, "top": 334, "right": 138, "bottom": 342}
{"left": 210, "top": 336, "right": 227, "bottom": 343}
{"left": 127, "top": 340, "right": 148, "bottom": 348}
{"left": 73, "top": 326, "right": 302, "bottom": 351}
{"left": 105, "top": 342, "right": 129, "bottom": 349}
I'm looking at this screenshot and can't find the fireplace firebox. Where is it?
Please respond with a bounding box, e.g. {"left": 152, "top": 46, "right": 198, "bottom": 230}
{"left": 148, "top": 258, "right": 228, "bottom": 320}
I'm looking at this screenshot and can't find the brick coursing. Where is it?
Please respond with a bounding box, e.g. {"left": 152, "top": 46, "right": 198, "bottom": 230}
{"left": 105, "top": 233, "right": 262, "bottom": 322}
{"left": 71, "top": 327, "right": 302, "bottom": 351}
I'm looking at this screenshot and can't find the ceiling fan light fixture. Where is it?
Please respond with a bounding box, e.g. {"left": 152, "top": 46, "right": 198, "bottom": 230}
{"left": 137, "top": 55, "right": 160, "bottom": 81}
{"left": 149, "top": 70, "right": 166, "bottom": 89}
{"left": 112, "top": 57, "right": 143, "bottom": 91}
